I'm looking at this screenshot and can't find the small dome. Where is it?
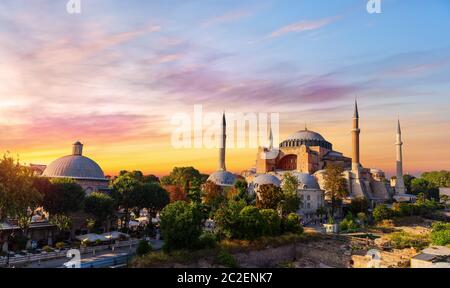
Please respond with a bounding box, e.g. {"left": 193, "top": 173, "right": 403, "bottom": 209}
{"left": 207, "top": 170, "right": 236, "bottom": 187}
{"left": 252, "top": 174, "right": 281, "bottom": 187}
{"left": 291, "top": 172, "right": 320, "bottom": 190}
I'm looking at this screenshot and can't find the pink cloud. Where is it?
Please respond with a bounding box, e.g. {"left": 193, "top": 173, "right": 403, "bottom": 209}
{"left": 269, "top": 16, "right": 339, "bottom": 38}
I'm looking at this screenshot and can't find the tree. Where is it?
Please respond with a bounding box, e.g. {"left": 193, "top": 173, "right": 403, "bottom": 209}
{"left": 0, "top": 155, "right": 42, "bottom": 222}
{"left": 411, "top": 178, "right": 439, "bottom": 199}
{"left": 260, "top": 209, "right": 281, "bottom": 236}
{"left": 38, "top": 178, "right": 85, "bottom": 215}
{"left": 140, "top": 183, "right": 170, "bottom": 216}
{"left": 112, "top": 173, "right": 143, "bottom": 229}
{"left": 84, "top": 192, "right": 115, "bottom": 229}
{"left": 143, "top": 174, "right": 160, "bottom": 184}
{"left": 373, "top": 204, "right": 392, "bottom": 222}
{"left": 201, "top": 181, "right": 226, "bottom": 212}
{"left": 256, "top": 184, "right": 285, "bottom": 210}
{"left": 136, "top": 240, "right": 152, "bottom": 256}
{"left": 281, "top": 173, "right": 301, "bottom": 214}
{"left": 160, "top": 201, "right": 206, "bottom": 252}
{"left": 238, "top": 206, "right": 264, "bottom": 240}
{"left": 50, "top": 214, "right": 73, "bottom": 240}
{"left": 348, "top": 197, "right": 369, "bottom": 214}
{"left": 164, "top": 185, "right": 188, "bottom": 203}
{"left": 233, "top": 179, "right": 251, "bottom": 203}
{"left": 421, "top": 171, "right": 450, "bottom": 188}
{"left": 187, "top": 178, "right": 202, "bottom": 204}
{"left": 322, "top": 163, "right": 349, "bottom": 217}
{"left": 214, "top": 200, "right": 246, "bottom": 239}
{"left": 162, "top": 167, "right": 202, "bottom": 188}
{"left": 403, "top": 175, "right": 416, "bottom": 194}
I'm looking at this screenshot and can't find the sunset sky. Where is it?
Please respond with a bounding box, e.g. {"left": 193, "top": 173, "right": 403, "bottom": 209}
{"left": 0, "top": 0, "right": 449, "bottom": 177}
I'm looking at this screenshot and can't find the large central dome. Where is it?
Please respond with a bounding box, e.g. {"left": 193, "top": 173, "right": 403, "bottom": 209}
{"left": 280, "top": 129, "right": 332, "bottom": 150}
{"left": 42, "top": 142, "right": 106, "bottom": 180}
{"left": 285, "top": 130, "right": 326, "bottom": 141}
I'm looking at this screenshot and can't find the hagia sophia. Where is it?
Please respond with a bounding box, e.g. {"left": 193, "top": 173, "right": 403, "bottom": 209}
{"left": 208, "top": 100, "right": 413, "bottom": 218}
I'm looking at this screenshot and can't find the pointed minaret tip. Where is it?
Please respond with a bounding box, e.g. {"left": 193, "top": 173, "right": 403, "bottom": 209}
{"left": 397, "top": 118, "right": 401, "bottom": 134}
{"left": 354, "top": 99, "right": 359, "bottom": 119}
{"left": 222, "top": 111, "right": 226, "bottom": 126}
{"left": 269, "top": 126, "right": 273, "bottom": 149}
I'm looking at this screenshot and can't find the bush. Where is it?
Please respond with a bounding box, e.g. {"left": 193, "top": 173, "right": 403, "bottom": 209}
{"left": 136, "top": 240, "right": 152, "bottom": 256}
{"left": 357, "top": 212, "right": 367, "bottom": 226}
{"left": 42, "top": 246, "right": 53, "bottom": 253}
{"left": 238, "top": 206, "right": 264, "bottom": 240}
{"left": 373, "top": 205, "right": 392, "bottom": 222}
{"left": 214, "top": 200, "right": 246, "bottom": 239}
{"left": 216, "top": 250, "right": 238, "bottom": 268}
{"left": 55, "top": 242, "right": 65, "bottom": 250}
{"left": 197, "top": 233, "right": 218, "bottom": 249}
{"left": 160, "top": 201, "right": 206, "bottom": 252}
{"left": 431, "top": 222, "right": 450, "bottom": 246}
{"left": 260, "top": 209, "right": 281, "bottom": 236}
{"left": 339, "top": 218, "right": 359, "bottom": 232}
{"left": 389, "top": 231, "right": 430, "bottom": 250}
{"left": 282, "top": 213, "right": 303, "bottom": 234}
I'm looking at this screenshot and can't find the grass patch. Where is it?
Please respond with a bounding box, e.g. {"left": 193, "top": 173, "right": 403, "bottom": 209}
{"left": 388, "top": 231, "right": 430, "bottom": 250}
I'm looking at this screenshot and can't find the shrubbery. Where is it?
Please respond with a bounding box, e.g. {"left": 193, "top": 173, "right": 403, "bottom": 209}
{"left": 216, "top": 250, "right": 238, "bottom": 268}
{"left": 282, "top": 213, "right": 303, "bottom": 234}
{"left": 260, "top": 209, "right": 281, "bottom": 236}
{"left": 238, "top": 206, "right": 265, "bottom": 240}
{"left": 388, "top": 231, "right": 430, "bottom": 250}
{"left": 430, "top": 222, "right": 450, "bottom": 246}
{"left": 339, "top": 213, "right": 360, "bottom": 232}
{"left": 214, "top": 202, "right": 302, "bottom": 241}
{"left": 373, "top": 199, "right": 443, "bottom": 223}
{"left": 160, "top": 201, "right": 206, "bottom": 252}
{"left": 373, "top": 205, "right": 393, "bottom": 222}
{"left": 136, "top": 240, "right": 152, "bottom": 256}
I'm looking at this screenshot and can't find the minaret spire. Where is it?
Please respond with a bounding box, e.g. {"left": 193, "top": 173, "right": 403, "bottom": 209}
{"left": 395, "top": 118, "right": 406, "bottom": 194}
{"left": 219, "top": 112, "right": 226, "bottom": 171}
{"left": 351, "top": 99, "right": 361, "bottom": 173}
{"left": 269, "top": 126, "right": 273, "bottom": 150}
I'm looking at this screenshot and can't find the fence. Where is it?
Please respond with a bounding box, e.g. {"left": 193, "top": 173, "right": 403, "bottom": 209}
{"left": 0, "top": 239, "right": 139, "bottom": 266}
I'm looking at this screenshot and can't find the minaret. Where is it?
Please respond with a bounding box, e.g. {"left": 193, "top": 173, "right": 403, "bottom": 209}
{"left": 268, "top": 126, "right": 273, "bottom": 150}
{"left": 395, "top": 119, "right": 406, "bottom": 194}
{"left": 72, "top": 141, "right": 83, "bottom": 156}
{"left": 351, "top": 100, "right": 361, "bottom": 172}
{"left": 219, "top": 112, "right": 226, "bottom": 171}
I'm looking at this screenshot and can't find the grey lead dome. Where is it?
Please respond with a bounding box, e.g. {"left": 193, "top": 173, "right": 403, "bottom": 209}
{"left": 285, "top": 130, "right": 326, "bottom": 141}
{"left": 42, "top": 142, "right": 106, "bottom": 180}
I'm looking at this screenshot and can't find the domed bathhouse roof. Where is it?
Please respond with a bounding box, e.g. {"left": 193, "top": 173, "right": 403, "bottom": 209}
{"left": 290, "top": 172, "right": 320, "bottom": 190}
{"left": 280, "top": 129, "right": 332, "bottom": 150}
{"left": 42, "top": 142, "right": 106, "bottom": 181}
{"left": 207, "top": 170, "right": 236, "bottom": 187}
{"left": 252, "top": 174, "right": 281, "bottom": 187}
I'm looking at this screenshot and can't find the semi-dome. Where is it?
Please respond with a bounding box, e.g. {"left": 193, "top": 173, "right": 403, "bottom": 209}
{"left": 42, "top": 142, "right": 106, "bottom": 180}
{"left": 207, "top": 170, "right": 236, "bottom": 187}
{"left": 280, "top": 129, "right": 332, "bottom": 150}
{"left": 292, "top": 172, "right": 320, "bottom": 190}
{"left": 252, "top": 174, "right": 281, "bottom": 187}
